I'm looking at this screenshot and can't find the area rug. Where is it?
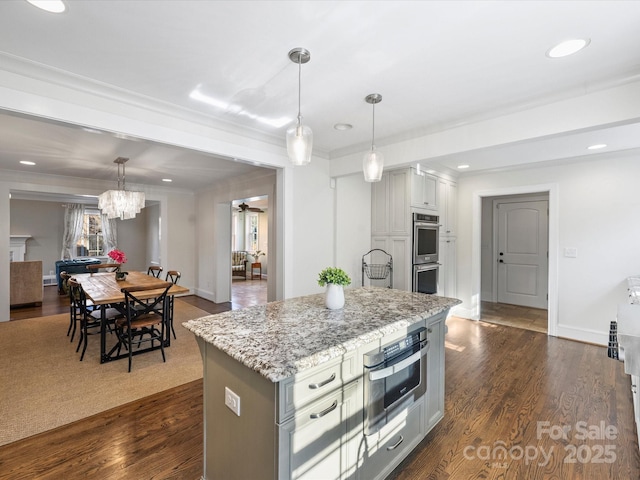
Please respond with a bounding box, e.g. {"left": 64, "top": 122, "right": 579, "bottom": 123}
{"left": 0, "top": 299, "right": 210, "bottom": 446}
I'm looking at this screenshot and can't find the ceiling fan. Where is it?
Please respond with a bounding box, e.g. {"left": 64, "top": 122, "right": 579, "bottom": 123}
{"left": 237, "top": 202, "right": 263, "bottom": 213}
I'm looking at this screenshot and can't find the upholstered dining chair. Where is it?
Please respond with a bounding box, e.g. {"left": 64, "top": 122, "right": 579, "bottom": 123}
{"left": 147, "top": 265, "right": 163, "bottom": 278}
{"left": 165, "top": 270, "right": 181, "bottom": 339}
{"left": 115, "top": 282, "right": 172, "bottom": 372}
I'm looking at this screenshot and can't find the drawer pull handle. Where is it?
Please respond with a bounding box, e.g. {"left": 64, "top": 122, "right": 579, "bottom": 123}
{"left": 386, "top": 435, "right": 404, "bottom": 451}
{"left": 309, "top": 373, "right": 336, "bottom": 389}
{"left": 310, "top": 400, "right": 338, "bottom": 419}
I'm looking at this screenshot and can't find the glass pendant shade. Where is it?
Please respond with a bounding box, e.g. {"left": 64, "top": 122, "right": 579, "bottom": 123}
{"left": 98, "top": 190, "right": 145, "bottom": 220}
{"left": 98, "top": 157, "right": 145, "bottom": 220}
{"left": 363, "top": 147, "right": 384, "bottom": 182}
{"left": 287, "top": 48, "right": 312, "bottom": 166}
{"left": 363, "top": 93, "right": 384, "bottom": 182}
{"left": 286, "top": 122, "right": 313, "bottom": 166}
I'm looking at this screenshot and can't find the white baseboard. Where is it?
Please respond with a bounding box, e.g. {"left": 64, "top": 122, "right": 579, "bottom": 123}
{"left": 556, "top": 324, "right": 607, "bottom": 346}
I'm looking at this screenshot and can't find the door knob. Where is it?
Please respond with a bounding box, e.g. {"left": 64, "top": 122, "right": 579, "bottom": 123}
{"left": 499, "top": 259, "right": 504, "bottom": 263}
{"left": 499, "top": 252, "right": 504, "bottom": 256}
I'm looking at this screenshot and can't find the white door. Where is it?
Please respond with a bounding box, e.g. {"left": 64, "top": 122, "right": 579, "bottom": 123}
{"left": 496, "top": 200, "right": 548, "bottom": 309}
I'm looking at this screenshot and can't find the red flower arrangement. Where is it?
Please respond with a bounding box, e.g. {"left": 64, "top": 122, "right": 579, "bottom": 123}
{"left": 107, "top": 249, "right": 127, "bottom": 264}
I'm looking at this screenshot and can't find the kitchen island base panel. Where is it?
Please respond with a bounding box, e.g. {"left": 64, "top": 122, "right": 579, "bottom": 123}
{"left": 185, "top": 288, "right": 460, "bottom": 479}
{"left": 201, "top": 339, "right": 277, "bottom": 480}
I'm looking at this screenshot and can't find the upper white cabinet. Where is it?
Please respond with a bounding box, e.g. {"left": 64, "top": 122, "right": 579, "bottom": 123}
{"left": 438, "top": 178, "right": 457, "bottom": 236}
{"left": 410, "top": 168, "right": 438, "bottom": 211}
{"left": 371, "top": 169, "right": 411, "bottom": 236}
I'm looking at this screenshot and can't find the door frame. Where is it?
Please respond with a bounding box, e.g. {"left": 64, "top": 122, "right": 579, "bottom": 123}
{"left": 472, "top": 183, "right": 558, "bottom": 337}
{"left": 491, "top": 195, "right": 549, "bottom": 306}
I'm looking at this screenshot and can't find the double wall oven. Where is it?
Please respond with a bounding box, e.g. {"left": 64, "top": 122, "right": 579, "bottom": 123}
{"left": 412, "top": 213, "right": 440, "bottom": 295}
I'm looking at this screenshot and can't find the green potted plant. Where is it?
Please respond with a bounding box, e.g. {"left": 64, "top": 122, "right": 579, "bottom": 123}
{"left": 318, "top": 267, "right": 351, "bottom": 310}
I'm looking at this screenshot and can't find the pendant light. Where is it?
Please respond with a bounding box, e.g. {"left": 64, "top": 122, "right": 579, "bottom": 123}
{"left": 98, "top": 157, "right": 145, "bottom": 220}
{"left": 286, "top": 48, "right": 313, "bottom": 166}
{"left": 363, "top": 93, "right": 384, "bottom": 182}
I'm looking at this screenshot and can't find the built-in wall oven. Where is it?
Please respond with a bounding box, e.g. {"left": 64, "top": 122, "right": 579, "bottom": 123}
{"left": 363, "top": 327, "right": 428, "bottom": 435}
{"left": 413, "top": 263, "right": 439, "bottom": 295}
{"left": 413, "top": 213, "right": 439, "bottom": 265}
{"left": 413, "top": 213, "right": 440, "bottom": 294}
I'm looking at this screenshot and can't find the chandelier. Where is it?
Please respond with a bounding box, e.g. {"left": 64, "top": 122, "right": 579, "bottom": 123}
{"left": 98, "top": 157, "right": 145, "bottom": 220}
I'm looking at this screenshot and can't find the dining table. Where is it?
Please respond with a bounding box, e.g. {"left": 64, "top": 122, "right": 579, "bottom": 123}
{"left": 71, "top": 271, "right": 189, "bottom": 363}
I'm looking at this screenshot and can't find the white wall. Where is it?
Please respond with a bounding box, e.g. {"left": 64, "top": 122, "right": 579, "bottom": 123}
{"left": 335, "top": 173, "right": 372, "bottom": 288}
{"left": 10, "top": 199, "right": 65, "bottom": 276}
{"left": 456, "top": 150, "right": 640, "bottom": 345}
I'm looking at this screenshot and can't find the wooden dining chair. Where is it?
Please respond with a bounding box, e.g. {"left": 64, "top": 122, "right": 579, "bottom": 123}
{"left": 165, "top": 270, "right": 181, "bottom": 339}
{"left": 68, "top": 279, "right": 120, "bottom": 361}
{"left": 86, "top": 263, "right": 121, "bottom": 273}
{"left": 147, "top": 265, "right": 163, "bottom": 278}
{"left": 115, "top": 282, "right": 172, "bottom": 372}
{"left": 61, "top": 272, "right": 78, "bottom": 340}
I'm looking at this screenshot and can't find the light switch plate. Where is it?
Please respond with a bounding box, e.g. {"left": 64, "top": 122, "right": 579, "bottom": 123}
{"left": 564, "top": 247, "right": 578, "bottom": 258}
{"left": 225, "top": 386, "right": 241, "bottom": 416}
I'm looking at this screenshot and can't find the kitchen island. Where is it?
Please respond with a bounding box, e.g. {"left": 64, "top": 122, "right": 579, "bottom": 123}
{"left": 183, "top": 287, "right": 460, "bottom": 480}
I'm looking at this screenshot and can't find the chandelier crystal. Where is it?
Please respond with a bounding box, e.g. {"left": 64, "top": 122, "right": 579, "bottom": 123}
{"left": 98, "top": 157, "right": 145, "bottom": 220}
{"left": 363, "top": 93, "right": 384, "bottom": 182}
{"left": 286, "top": 47, "right": 313, "bottom": 166}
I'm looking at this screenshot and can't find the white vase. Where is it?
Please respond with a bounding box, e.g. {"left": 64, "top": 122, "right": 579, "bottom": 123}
{"left": 325, "top": 284, "right": 345, "bottom": 310}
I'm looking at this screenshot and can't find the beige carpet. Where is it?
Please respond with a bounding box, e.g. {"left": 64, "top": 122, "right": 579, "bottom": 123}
{"left": 0, "top": 299, "right": 209, "bottom": 446}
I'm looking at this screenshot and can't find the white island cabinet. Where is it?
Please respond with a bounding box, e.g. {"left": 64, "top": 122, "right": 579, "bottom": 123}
{"left": 184, "top": 287, "right": 460, "bottom": 480}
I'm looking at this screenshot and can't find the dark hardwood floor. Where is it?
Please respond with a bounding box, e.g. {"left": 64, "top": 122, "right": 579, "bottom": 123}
{"left": 3, "top": 288, "right": 639, "bottom": 479}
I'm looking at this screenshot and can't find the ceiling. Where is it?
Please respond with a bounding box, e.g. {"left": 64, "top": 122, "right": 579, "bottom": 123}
{"left": 1, "top": 0, "right": 640, "bottom": 190}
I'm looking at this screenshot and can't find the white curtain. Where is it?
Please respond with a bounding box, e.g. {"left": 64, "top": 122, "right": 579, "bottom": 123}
{"left": 60, "top": 204, "right": 84, "bottom": 260}
{"left": 101, "top": 214, "right": 118, "bottom": 254}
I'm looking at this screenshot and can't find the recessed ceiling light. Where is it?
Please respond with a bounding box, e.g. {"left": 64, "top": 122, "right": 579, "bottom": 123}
{"left": 457, "top": 164, "right": 470, "bottom": 170}
{"left": 546, "top": 38, "right": 590, "bottom": 58}
{"left": 587, "top": 144, "right": 607, "bottom": 150}
{"left": 20, "top": 160, "right": 36, "bottom": 166}
{"left": 334, "top": 123, "right": 353, "bottom": 131}
{"left": 26, "top": 0, "right": 66, "bottom": 13}
{"left": 162, "top": 178, "right": 172, "bottom": 182}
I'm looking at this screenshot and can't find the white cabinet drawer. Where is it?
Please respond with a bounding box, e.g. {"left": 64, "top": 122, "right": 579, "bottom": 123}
{"left": 278, "top": 353, "right": 357, "bottom": 422}
{"left": 358, "top": 398, "right": 425, "bottom": 480}
{"left": 278, "top": 380, "right": 360, "bottom": 480}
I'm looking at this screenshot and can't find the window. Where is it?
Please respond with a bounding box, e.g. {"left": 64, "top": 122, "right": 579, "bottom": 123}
{"left": 76, "top": 209, "right": 104, "bottom": 257}
{"left": 248, "top": 213, "right": 258, "bottom": 252}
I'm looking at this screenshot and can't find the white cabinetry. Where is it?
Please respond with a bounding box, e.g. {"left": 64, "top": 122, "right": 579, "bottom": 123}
{"left": 279, "top": 380, "right": 360, "bottom": 480}
{"left": 371, "top": 236, "right": 411, "bottom": 291}
{"left": 426, "top": 313, "right": 446, "bottom": 431}
{"left": 439, "top": 237, "right": 457, "bottom": 298}
{"left": 410, "top": 168, "right": 438, "bottom": 211}
{"left": 371, "top": 168, "right": 457, "bottom": 297}
{"left": 356, "top": 399, "right": 425, "bottom": 480}
{"left": 372, "top": 169, "right": 411, "bottom": 236}
{"left": 438, "top": 178, "right": 457, "bottom": 236}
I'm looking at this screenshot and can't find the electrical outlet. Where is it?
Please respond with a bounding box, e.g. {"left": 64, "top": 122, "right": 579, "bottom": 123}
{"left": 225, "top": 387, "right": 241, "bottom": 416}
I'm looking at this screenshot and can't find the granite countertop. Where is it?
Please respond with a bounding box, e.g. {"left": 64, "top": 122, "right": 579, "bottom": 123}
{"left": 183, "top": 287, "right": 461, "bottom": 383}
